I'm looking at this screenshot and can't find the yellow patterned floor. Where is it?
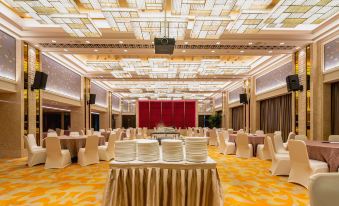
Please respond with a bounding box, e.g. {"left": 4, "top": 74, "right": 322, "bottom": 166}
{"left": 0, "top": 147, "right": 308, "bottom": 206}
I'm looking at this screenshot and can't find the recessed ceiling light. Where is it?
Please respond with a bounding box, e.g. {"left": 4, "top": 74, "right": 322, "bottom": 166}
{"left": 184, "top": 41, "right": 188, "bottom": 45}
{"left": 268, "top": 50, "right": 273, "bottom": 53}
{"left": 240, "top": 50, "right": 244, "bottom": 53}
{"left": 124, "top": 49, "right": 128, "bottom": 52}
{"left": 34, "top": 44, "right": 39, "bottom": 47}
{"left": 118, "top": 40, "right": 123, "bottom": 44}
{"left": 51, "top": 40, "right": 56, "bottom": 43}
{"left": 182, "top": 50, "right": 186, "bottom": 53}
{"left": 85, "top": 40, "right": 90, "bottom": 44}
{"left": 248, "top": 42, "right": 253, "bottom": 45}
{"left": 296, "top": 47, "right": 300, "bottom": 50}
{"left": 216, "top": 42, "right": 220, "bottom": 45}
{"left": 211, "top": 50, "right": 215, "bottom": 53}
{"left": 94, "top": 49, "right": 98, "bottom": 52}
{"left": 280, "top": 42, "right": 285, "bottom": 45}
{"left": 151, "top": 41, "right": 154, "bottom": 44}
{"left": 64, "top": 49, "right": 68, "bottom": 52}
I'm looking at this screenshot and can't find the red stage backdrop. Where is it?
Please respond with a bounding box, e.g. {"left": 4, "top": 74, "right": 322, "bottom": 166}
{"left": 138, "top": 100, "right": 196, "bottom": 129}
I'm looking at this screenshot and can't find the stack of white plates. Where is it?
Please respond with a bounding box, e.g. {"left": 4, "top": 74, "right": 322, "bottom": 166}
{"left": 162, "top": 139, "right": 183, "bottom": 162}
{"left": 114, "top": 140, "right": 136, "bottom": 162}
{"left": 185, "top": 137, "right": 208, "bottom": 162}
{"left": 137, "top": 140, "right": 159, "bottom": 162}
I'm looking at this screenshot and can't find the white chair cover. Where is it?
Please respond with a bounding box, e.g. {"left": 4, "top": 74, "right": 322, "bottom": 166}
{"left": 78, "top": 136, "right": 100, "bottom": 166}
{"left": 295, "top": 134, "right": 307, "bottom": 141}
{"left": 99, "top": 133, "right": 116, "bottom": 161}
{"left": 45, "top": 136, "right": 71, "bottom": 169}
{"left": 273, "top": 134, "right": 288, "bottom": 154}
{"left": 235, "top": 133, "right": 253, "bottom": 158}
{"left": 288, "top": 140, "right": 328, "bottom": 188}
{"left": 328, "top": 135, "right": 339, "bottom": 142}
{"left": 256, "top": 136, "right": 271, "bottom": 160}
{"left": 310, "top": 173, "right": 339, "bottom": 206}
{"left": 266, "top": 136, "right": 290, "bottom": 176}
{"left": 47, "top": 132, "right": 58, "bottom": 137}
{"left": 24, "top": 134, "right": 46, "bottom": 167}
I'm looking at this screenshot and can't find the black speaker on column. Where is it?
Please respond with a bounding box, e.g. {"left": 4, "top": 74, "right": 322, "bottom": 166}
{"left": 286, "top": 74, "right": 303, "bottom": 92}
{"left": 239, "top": 93, "right": 248, "bottom": 104}
{"left": 31, "top": 71, "right": 48, "bottom": 90}
{"left": 88, "top": 94, "right": 96, "bottom": 105}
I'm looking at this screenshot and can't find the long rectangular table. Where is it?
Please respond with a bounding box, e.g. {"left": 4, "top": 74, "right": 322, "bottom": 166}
{"left": 102, "top": 157, "right": 223, "bottom": 206}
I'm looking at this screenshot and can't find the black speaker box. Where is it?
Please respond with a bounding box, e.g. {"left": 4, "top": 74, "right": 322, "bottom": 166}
{"left": 286, "top": 74, "right": 303, "bottom": 92}
{"left": 154, "top": 38, "right": 175, "bottom": 54}
{"left": 89, "top": 94, "right": 96, "bottom": 105}
{"left": 31, "top": 71, "right": 48, "bottom": 90}
{"left": 240, "top": 93, "right": 248, "bottom": 104}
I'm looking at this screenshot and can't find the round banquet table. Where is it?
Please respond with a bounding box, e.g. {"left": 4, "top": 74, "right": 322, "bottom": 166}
{"left": 229, "top": 134, "right": 265, "bottom": 156}
{"left": 43, "top": 135, "right": 105, "bottom": 158}
{"left": 305, "top": 141, "right": 339, "bottom": 172}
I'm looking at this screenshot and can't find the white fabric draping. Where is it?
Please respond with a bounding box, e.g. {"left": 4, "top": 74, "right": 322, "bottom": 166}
{"left": 102, "top": 158, "right": 223, "bottom": 206}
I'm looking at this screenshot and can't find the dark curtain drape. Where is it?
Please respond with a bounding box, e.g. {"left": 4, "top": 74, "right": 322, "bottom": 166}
{"left": 332, "top": 82, "right": 339, "bottom": 134}
{"left": 232, "top": 106, "right": 244, "bottom": 131}
{"left": 260, "top": 94, "right": 292, "bottom": 141}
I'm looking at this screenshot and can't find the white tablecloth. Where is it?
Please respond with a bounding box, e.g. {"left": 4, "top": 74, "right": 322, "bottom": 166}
{"left": 102, "top": 157, "right": 223, "bottom": 206}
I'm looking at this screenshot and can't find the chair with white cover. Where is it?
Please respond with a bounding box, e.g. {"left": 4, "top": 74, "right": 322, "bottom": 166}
{"left": 309, "top": 173, "right": 339, "bottom": 206}
{"left": 283, "top": 132, "right": 295, "bottom": 148}
{"left": 47, "top": 132, "right": 58, "bottom": 137}
{"left": 187, "top": 127, "right": 193, "bottom": 137}
{"left": 126, "top": 129, "right": 131, "bottom": 139}
{"left": 266, "top": 136, "right": 290, "bottom": 176}
{"left": 288, "top": 140, "right": 328, "bottom": 188}
{"left": 99, "top": 129, "right": 105, "bottom": 133}
{"left": 78, "top": 136, "right": 100, "bottom": 166}
{"left": 209, "top": 128, "right": 218, "bottom": 146}
{"left": 203, "top": 128, "right": 208, "bottom": 137}
{"left": 328, "top": 135, "right": 339, "bottom": 142}
{"left": 99, "top": 133, "right": 115, "bottom": 161}
{"left": 256, "top": 136, "right": 271, "bottom": 160}
{"left": 273, "top": 134, "right": 288, "bottom": 154}
{"left": 222, "top": 130, "right": 235, "bottom": 155}
{"left": 45, "top": 136, "right": 71, "bottom": 169}
{"left": 295, "top": 134, "right": 307, "bottom": 141}
{"left": 24, "top": 134, "right": 46, "bottom": 167}
{"left": 60, "top": 129, "right": 64, "bottom": 136}
{"left": 93, "top": 131, "right": 101, "bottom": 136}
{"left": 227, "top": 129, "right": 233, "bottom": 134}
{"left": 130, "top": 128, "right": 136, "bottom": 139}
{"left": 199, "top": 128, "right": 204, "bottom": 137}
{"left": 137, "top": 128, "right": 143, "bottom": 139}
{"left": 255, "top": 130, "right": 264, "bottom": 135}
{"left": 237, "top": 129, "right": 244, "bottom": 134}
{"left": 235, "top": 133, "right": 253, "bottom": 158}
{"left": 69, "top": 132, "right": 79, "bottom": 137}
{"left": 80, "top": 130, "right": 85, "bottom": 136}
{"left": 274, "top": 131, "right": 282, "bottom": 136}
{"left": 86, "top": 130, "right": 92, "bottom": 136}
{"left": 142, "top": 127, "right": 148, "bottom": 138}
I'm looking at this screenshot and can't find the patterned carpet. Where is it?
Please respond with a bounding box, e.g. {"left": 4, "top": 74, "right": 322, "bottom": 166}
{"left": 0, "top": 147, "right": 309, "bottom": 206}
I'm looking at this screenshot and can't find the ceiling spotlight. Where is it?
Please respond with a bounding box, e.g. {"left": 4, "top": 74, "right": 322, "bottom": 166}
{"left": 296, "top": 47, "right": 300, "bottom": 50}
{"left": 51, "top": 40, "right": 56, "bottom": 43}
{"left": 216, "top": 42, "right": 220, "bottom": 45}
{"left": 94, "top": 49, "right": 98, "bottom": 52}
{"left": 151, "top": 41, "right": 154, "bottom": 44}
{"left": 124, "top": 49, "right": 128, "bottom": 52}
{"left": 184, "top": 41, "right": 188, "bottom": 45}
{"left": 85, "top": 40, "right": 90, "bottom": 44}
{"left": 64, "top": 49, "right": 68, "bottom": 52}
{"left": 248, "top": 42, "right": 253, "bottom": 45}
{"left": 211, "top": 50, "right": 215, "bottom": 53}
{"left": 240, "top": 50, "right": 244, "bottom": 53}
{"left": 280, "top": 42, "right": 285, "bottom": 45}
{"left": 118, "top": 40, "right": 123, "bottom": 44}
{"left": 182, "top": 50, "right": 186, "bottom": 53}
{"left": 268, "top": 50, "right": 273, "bottom": 53}
{"left": 34, "top": 44, "right": 39, "bottom": 47}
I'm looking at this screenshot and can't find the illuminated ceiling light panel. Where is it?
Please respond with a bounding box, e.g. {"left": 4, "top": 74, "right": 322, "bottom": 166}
{"left": 111, "top": 70, "right": 132, "bottom": 78}
{"left": 127, "top": 0, "right": 164, "bottom": 10}
{"left": 230, "top": 12, "right": 269, "bottom": 33}
{"left": 4, "top": 0, "right": 78, "bottom": 23}
{"left": 87, "top": 61, "right": 121, "bottom": 70}
{"left": 170, "top": 62, "right": 201, "bottom": 71}
{"left": 149, "top": 71, "right": 176, "bottom": 78}
{"left": 171, "top": 0, "right": 244, "bottom": 16}
{"left": 131, "top": 16, "right": 188, "bottom": 40}
{"left": 119, "top": 58, "right": 145, "bottom": 68}
{"left": 102, "top": 8, "right": 139, "bottom": 32}
{"left": 148, "top": 58, "right": 169, "bottom": 68}
{"left": 264, "top": 0, "right": 339, "bottom": 28}
{"left": 190, "top": 17, "right": 230, "bottom": 39}
{"left": 79, "top": 0, "right": 119, "bottom": 10}
{"left": 50, "top": 14, "right": 101, "bottom": 37}
{"left": 179, "top": 71, "right": 197, "bottom": 78}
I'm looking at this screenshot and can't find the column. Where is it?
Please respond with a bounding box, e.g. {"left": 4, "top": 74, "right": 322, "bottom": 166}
{"left": 221, "top": 91, "right": 229, "bottom": 129}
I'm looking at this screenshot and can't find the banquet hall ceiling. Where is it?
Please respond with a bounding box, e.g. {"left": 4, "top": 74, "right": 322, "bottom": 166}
{"left": 1, "top": 0, "right": 338, "bottom": 100}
